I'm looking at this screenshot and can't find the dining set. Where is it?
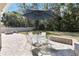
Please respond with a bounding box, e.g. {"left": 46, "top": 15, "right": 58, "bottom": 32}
{"left": 26, "top": 32, "right": 53, "bottom": 56}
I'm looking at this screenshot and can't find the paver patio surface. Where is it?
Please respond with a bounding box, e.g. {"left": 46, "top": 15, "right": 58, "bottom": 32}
{"left": 0, "top": 33, "right": 32, "bottom": 56}
{"left": 0, "top": 33, "right": 76, "bottom": 56}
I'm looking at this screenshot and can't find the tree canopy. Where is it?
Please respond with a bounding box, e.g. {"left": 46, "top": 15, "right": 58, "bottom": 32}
{"left": 1, "top": 3, "right": 79, "bottom": 32}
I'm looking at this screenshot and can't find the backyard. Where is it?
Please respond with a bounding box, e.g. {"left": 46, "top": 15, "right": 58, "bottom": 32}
{"left": 1, "top": 3, "right": 79, "bottom": 56}
{"left": 0, "top": 32, "right": 76, "bottom": 56}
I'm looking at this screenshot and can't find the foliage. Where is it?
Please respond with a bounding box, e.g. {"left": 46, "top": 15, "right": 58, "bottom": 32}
{"left": 1, "top": 12, "right": 28, "bottom": 27}
{"left": 2, "top": 3, "right": 79, "bottom": 32}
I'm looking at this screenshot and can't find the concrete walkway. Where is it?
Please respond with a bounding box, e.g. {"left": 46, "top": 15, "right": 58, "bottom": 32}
{"left": 0, "top": 33, "right": 32, "bottom": 56}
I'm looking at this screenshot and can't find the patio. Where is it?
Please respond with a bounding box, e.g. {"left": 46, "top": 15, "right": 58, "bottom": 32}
{"left": 0, "top": 33, "right": 77, "bottom": 56}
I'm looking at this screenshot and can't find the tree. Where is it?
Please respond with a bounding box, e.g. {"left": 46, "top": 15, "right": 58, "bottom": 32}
{"left": 2, "top": 11, "right": 28, "bottom": 27}
{"left": 16, "top": 3, "right": 79, "bottom": 32}
{"left": 31, "top": 3, "right": 39, "bottom": 10}
{"left": 60, "top": 3, "right": 79, "bottom": 32}
{"left": 34, "top": 20, "right": 40, "bottom": 30}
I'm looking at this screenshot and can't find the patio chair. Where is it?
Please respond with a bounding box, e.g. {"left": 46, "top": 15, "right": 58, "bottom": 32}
{"left": 27, "top": 32, "right": 33, "bottom": 44}
{"left": 27, "top": 32, "right": 52, "bottom": 56}
{"left": 27, "top": 32, "right": 40, "bottom": 49}
{"left": 38, "top": 32, "right": 48, "bottom": 45}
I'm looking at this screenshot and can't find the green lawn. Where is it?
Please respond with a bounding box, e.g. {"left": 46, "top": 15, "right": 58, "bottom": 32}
{"left": 47, "top": 31, "right": 79, "bottom": 41}
{"left": 19, "top": 31, "right": 79, "bottom": 41}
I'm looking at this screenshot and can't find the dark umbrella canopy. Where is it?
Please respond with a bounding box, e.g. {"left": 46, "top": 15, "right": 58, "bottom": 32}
{"left": 23, "top": 10, "right": 57, "bottom": 20}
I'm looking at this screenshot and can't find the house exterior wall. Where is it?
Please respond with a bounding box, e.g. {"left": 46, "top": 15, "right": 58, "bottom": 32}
{"left": 0, "top": 3, "right": 7, "bottom": 51}
{"left": 0, "top": 3, "right": 7, "bottom": 11}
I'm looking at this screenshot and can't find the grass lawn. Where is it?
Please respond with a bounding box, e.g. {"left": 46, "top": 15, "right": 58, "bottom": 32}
{"left": 47, "top": 31, "right": 79, "bottom": 41}
{"left": 19, "top": 31, "right": 79, "bottom": 41}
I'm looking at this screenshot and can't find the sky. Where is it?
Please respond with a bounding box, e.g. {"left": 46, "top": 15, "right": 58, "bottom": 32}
{"left": 7, "top": 3, "right": 19, "bottom": 12}
{"left": 7, "top": 3, "right": 45, "bottom": 12}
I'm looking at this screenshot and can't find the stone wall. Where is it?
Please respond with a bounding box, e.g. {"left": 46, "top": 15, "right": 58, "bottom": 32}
{"left": 49, "top": 37, "right": 73, "bottom": 45}
{"left": 74, "top": 42, "right": 79, "bottom": 56}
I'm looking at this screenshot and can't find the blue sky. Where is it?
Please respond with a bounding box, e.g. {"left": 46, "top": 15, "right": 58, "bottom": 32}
{"left": 7, "top": 3, "right": 48, "bottom": 12}
{"left": 8, "top": 3, "right": 19, "bottom": 12}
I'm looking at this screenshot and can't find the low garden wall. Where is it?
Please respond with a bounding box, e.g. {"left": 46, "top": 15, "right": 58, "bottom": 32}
{"left": 74, "top": 42, "right": 79, "bottom": 56}
{"left": 49, "top": 37, "right": 73, "bottom": 45}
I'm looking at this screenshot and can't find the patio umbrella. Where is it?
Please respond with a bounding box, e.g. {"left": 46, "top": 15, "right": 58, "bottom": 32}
{"left": 23, "top": 10, "right": 57, "bottom": 20}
